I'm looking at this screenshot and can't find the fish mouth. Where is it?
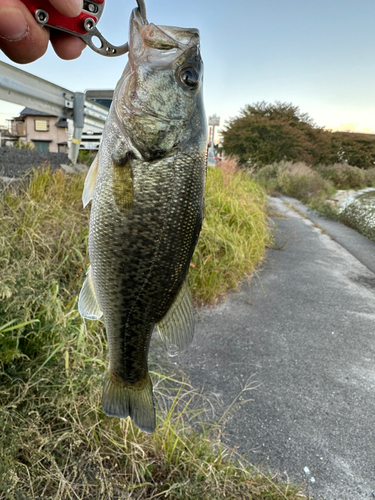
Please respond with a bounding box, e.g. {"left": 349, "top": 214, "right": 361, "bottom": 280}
{"left": 129, "top": 7, "right": 200, "bottom": 64}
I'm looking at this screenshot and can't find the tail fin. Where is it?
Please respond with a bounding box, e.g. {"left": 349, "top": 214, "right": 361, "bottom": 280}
{"left": 102, "top": 372, "right": 156, "bottom": 434}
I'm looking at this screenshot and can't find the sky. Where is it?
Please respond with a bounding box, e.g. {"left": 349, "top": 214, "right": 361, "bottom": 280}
{"left": 1, "top": 0, "right": 375, "bottom": 137}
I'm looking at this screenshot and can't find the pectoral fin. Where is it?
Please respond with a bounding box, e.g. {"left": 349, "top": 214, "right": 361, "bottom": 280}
{"left": 82, "top": 154, "right": 99, "bottom": 208}
{"left": 156, "top": 277, "right": 195, "bottom": 357}
{"left": 78, "top": 266, "right": 103, "bottom": 320}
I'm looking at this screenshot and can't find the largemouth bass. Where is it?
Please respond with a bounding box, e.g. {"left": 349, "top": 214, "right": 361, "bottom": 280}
{"left": 78, "top": 6, "right": 207, "bottom": 433}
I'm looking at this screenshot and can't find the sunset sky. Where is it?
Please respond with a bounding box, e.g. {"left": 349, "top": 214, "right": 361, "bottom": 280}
{"left": 1, "top": 0, "right": 375, "bottom": 136}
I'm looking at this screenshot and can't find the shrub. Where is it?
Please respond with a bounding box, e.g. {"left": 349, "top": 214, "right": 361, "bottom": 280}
{"left": 278, "top": 162, "right": 333, "bottom": 200}
{"left": 190, "top": 159, "right": 271, "bottom": 304}
{"left": 316, "top": 163, "right": 365, "bottom": 189}
{"left": 252, "top": 163, "right": 281, "bottom": 195}
{"left": 254, "top": 161, "right": 334, "bottom": 201}
{"left": 364, "top": 168, "right": 375, "bottom": 187}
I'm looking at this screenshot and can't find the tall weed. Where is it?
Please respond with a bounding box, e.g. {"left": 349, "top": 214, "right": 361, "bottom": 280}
{"left": 364, "top": 168, "right": 375, "bottom": 187}
{"left": 0, "top": 168, "right": 88, "bottom": 365}
{"left": 254, "top": 161, "right": 334, "bottom": 202}
{"left": 190, "top": 160, "right": 271, "bottom": 304}
{"left": 0, "top": 167, "right": 307, "bottom": 499}
{"left": 316, "top": 163, "right": 365, "bottom": 189}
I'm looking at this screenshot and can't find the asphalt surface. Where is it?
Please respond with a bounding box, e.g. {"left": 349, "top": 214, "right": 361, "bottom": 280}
{"left": 176, "top": 196, "right": 375, "bottom": 500}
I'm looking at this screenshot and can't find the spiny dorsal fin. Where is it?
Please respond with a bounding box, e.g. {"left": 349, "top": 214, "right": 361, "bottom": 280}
{"left": 156, "top": 276, "right": 195, "bottom": 357}
{"left": 78, "top": 265, "right": 103, "bottom": 320}
{"left": 82, "top": 154, "right": 99, "bottom": 208}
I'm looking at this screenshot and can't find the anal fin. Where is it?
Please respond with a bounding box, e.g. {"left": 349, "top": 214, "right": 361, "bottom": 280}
{"left": 78, "top": 265, "right": 103, "bottom": 320}
{"left": 156, "top": 276, "right": 195, "bottom": 357}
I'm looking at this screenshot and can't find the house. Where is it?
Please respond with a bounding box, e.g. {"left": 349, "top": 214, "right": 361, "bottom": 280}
{"left": 10, "top": 108, "right": 69, "bottom": 153}
{"left": 0, "top": 127, "right": 17, "bottom": 147}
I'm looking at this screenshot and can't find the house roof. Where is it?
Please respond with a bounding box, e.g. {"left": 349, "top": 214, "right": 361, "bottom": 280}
{"left": 20, "top": 107, "right": 57, "bottom": 117}
{"left": 55, "top": 117, "right": 68, "bottom": 128}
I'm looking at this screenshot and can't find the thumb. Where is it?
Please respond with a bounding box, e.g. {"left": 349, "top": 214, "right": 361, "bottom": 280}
{"left": 48, "top": 0, "right": 83, "bottom": 18}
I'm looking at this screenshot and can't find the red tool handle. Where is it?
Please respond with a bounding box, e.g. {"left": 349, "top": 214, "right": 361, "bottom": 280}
{"left": 22, "top": 0, "right": 102, "bottom": 35}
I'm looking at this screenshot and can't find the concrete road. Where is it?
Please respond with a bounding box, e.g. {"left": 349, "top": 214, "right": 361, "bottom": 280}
{"left": 176, "top": 196, "right": 375, "bottom": 500}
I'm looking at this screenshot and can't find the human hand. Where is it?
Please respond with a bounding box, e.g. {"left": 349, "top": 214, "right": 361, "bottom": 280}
{"left": 0, "top": 0, "right": 86, "bottom": 63}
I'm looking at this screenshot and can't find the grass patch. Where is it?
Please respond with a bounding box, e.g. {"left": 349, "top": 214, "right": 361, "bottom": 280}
{"left": 0, "top": 168, "right": 89, "bottom": 365}
{"left": 190, "top": 159, "right": 271, "bottom": 304}
{"left": 253, "top": 161, "right": 335, "bottom": 203}
{"left": 315, "top": 163, "right": 366, "bottom": 190}
{"left": 254, "top": 160, "right": 375, "bottom": 241}
{"left": 0, "top": 166, "right": 307, "bottom": 499}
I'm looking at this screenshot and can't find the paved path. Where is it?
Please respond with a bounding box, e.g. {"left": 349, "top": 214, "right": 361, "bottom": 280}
{"left": 176, "top": 196, "right": 375, "bottom": 500}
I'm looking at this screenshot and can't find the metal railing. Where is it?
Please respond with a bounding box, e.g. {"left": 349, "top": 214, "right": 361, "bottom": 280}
{"left": 0, "top": 60, "right": 109, "bottom": 163}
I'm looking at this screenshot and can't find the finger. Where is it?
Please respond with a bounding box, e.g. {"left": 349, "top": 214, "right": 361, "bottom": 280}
{"left": 50, "top": 31, "right": 86, "bottom": 60}
{"left": 0, "top": 1, "right": 49, "bottom": 63}
{"left": 48, "top": 0, "right": 83, "bottom": 18}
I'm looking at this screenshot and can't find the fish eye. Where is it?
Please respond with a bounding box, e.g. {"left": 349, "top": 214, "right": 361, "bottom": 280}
{"left": 180, "top": 67, "right": 200, "bottom": 89}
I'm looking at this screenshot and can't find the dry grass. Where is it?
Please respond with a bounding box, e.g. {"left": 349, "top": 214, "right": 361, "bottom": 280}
{"left": 190, "top": 159, "right": 271, "bottom": 304}
{"left": 0, "top": 166, "right": 308, "bottom": 500}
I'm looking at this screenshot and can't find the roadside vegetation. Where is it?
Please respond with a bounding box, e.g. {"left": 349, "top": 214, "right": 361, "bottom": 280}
{"left": 190, "top": 157, "right": 271, "bottom": 304}
{"left": 220, "top": 101, "right": 375, "bottom": 243}
{"left": 0, "top": 165, "right": 307, "bottom": 499}
{"left": 338, "top": 190, "right": 375, "bottom": 242}
{"left": 222, "top": 101, "right": 375, "bottom": 169}
{"left": 252, "top": 160, "right": 375, "bottom": 242}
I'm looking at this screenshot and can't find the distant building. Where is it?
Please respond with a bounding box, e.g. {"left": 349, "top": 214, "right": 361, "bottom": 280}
{"left": 85, "top": 89, "right": 113, "bottom": 110}
{"left": 78, "top": 90, "right": 114, "bottom": 150}
{"left": 9, "top": 93, "right": 114, "bottom": 153}
{"left": 0, "top": 126, "right": 17, "bottom": 147}
{"left": 9, "top": 108, "right": 69, "bottom": 153}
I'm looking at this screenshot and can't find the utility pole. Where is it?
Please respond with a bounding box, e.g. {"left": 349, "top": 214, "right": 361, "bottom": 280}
{"left": 208, "top": 114, "right": 220, "bottom": 162}
{"left": 68, "top": 92, "right": 85, "bottom": 164}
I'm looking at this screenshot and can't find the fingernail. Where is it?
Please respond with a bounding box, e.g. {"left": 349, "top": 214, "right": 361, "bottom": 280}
{"left": 0, "top": 10, "right": 28, "bottom": 42}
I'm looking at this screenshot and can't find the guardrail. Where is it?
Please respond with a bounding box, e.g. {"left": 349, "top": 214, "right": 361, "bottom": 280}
{"left": 0, "top": 60, "right": 109, "bottom": 163}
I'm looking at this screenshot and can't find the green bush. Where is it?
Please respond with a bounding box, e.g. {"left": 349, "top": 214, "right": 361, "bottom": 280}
{"left": 254, "top": 161, "right": 334, "bottom": 201}
{"left": 316, "top": 163, "right": 365, "bottom": 189}
{"left": 190, "top": 162, "right": 271, "bottom": 304}
{"left": 364, "top": 168, "right": 375, "bottom": 187}
{"left": 0, "top": 167, "right": 307, "bottom": 500}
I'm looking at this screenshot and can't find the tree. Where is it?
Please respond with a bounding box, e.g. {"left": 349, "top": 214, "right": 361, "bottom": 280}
{"left": 222, "top": 102, "right": 333, "bottom": 168}
{"left": 331, "top": 132, "right": 375, "bottom": 169}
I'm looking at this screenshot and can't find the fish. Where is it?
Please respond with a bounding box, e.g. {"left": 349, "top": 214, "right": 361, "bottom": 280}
{"left": 78, "top": 6, "right": 207, "bottom": 433}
